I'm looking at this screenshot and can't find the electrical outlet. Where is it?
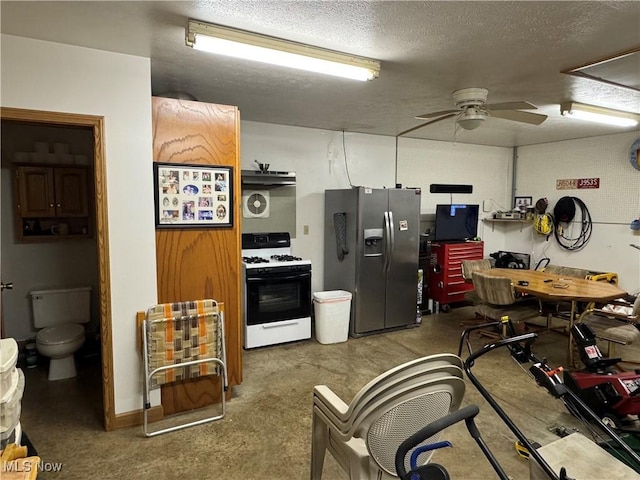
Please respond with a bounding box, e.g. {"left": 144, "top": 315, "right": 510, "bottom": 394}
{"left": 303, "top": 225, "right": 309, "bottom": 235}
{"left": 483, "top": 200, "right": 491, "bottom": 212}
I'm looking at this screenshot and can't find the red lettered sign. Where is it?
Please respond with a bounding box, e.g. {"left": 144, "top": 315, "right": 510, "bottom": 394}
{"left": 577, "top": 178, "right": 600, "bottom": 189}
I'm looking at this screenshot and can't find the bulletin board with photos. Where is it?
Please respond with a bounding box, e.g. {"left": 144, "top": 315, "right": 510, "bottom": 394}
{"left": 153, "top": 162, "right": 233, "bottom": 228}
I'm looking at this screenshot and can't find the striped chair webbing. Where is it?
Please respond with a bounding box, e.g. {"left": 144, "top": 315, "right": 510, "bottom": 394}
{"left": 145, "top": 299, "right": 222, "bottom": 388}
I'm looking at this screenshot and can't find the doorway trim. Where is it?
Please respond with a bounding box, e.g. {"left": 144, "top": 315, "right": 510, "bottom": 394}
{"left": 0, "top": 107, "right": 115, "bottom": 431}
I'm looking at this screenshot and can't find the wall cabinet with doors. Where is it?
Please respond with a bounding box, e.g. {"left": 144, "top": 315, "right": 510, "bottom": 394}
{"left": 13, "top": 164, "right": 92, "bottom": 241}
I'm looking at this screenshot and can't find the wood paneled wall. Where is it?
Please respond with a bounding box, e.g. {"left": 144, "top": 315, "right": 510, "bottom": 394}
{"left": 151, "top": 97, "right": 242, "bottom": 413}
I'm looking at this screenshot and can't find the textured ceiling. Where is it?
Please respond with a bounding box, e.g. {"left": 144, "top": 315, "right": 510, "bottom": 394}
{"left": 564, "top": 48, "right": 640, "bottom": 91}
{"left": 1, "top": 1, "right": 639, "bottom": 147}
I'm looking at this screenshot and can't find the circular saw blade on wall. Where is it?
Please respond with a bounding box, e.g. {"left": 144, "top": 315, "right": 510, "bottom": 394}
{"left": 242, "top": 190, "right": 270, "bottom": 218}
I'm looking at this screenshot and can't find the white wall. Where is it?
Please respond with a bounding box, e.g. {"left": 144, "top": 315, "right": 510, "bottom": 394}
{"left": 396, "top": 137, "right": 513, "bottom": 256}
{"left": 240, "top": 123, "right": 397, "bottom": 293}
{"left": 1, "top": 35, "right": 158, "bottom": 414}
{"left": 240, "top": 122, "right": 514, "bottom": 293}
{"left": 507, "top": 132, "right": 640, "bottom": 293}
{"left": 240, "top": 122, "right": 640, "bottom": 297}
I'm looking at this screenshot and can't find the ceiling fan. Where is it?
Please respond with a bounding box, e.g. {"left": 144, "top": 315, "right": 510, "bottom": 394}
{"left": 401, "top": 88, "right": 547, "bottom": 136}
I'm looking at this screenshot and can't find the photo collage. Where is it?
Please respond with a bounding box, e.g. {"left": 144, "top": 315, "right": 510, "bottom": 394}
{"left": 156, "top": 164, "right": 232, "bottom": 227}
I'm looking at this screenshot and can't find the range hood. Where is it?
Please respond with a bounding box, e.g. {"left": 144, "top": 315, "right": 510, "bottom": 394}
{"left": 241, "top": 170, "right": 296, "bottom": 186}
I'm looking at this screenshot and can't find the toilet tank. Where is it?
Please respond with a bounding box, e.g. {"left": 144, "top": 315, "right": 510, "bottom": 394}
{"left": 30, "top": 287, "right": 92, "bottom": 328}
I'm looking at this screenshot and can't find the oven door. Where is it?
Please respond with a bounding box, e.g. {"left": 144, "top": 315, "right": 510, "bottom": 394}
{"left": 245, "top": 268, "right": 311, "bottom": 326}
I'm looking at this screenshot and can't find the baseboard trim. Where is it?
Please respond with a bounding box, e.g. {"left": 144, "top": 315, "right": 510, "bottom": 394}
{"left": 113, "top": 405, "right": 164, "bottom": 429}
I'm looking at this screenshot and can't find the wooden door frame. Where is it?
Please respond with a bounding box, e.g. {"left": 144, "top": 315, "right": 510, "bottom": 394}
{"left": 0, "top": 107, "right": 115, "bottom": 431}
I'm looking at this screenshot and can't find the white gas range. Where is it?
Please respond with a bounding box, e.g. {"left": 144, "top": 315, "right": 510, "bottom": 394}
{"left": 242, "top": 232, "right": 312, "bottom": 349}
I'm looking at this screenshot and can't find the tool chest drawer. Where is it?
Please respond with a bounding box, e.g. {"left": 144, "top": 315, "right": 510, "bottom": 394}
{"left": 428, "top": 241, "right": 484, "bottom": 310}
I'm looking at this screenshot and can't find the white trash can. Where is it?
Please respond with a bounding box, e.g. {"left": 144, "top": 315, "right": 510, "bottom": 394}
{"left": 313, "top": 290, "right": 352, "bottom": 344}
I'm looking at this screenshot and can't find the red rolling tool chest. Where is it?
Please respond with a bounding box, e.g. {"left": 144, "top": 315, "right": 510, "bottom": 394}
{"left": 428, "top": 241, "right": 484, "bottom": 311}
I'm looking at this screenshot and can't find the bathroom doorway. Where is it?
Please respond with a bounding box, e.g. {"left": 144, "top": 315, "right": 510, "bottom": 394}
{"left": 0, "top": 107, "right": 115, "bottom": 431}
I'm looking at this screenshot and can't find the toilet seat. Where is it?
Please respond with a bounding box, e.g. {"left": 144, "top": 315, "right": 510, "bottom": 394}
{"left": 37, "top": 324, "right": 84, "bottom": 345}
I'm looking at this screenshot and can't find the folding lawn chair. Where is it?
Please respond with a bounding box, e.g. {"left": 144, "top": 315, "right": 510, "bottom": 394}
{"left": 142, "top": 299, "right": 228, "bottom": 437}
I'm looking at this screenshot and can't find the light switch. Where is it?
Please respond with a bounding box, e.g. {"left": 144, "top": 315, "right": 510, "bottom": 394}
{"left": 303, "top": 225, "right": 309, "bottom": 235}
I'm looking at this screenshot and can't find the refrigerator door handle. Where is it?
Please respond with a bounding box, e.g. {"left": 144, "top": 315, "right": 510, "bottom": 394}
{"left": 383, "top": 211, "right": 390, "bottom": 272}
{"left": 387, "top": 210, "right": 395, "bottom": 269}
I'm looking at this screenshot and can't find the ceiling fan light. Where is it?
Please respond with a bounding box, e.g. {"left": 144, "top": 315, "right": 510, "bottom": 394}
{"left": 560, "top": 102, "right": 639, "bottom": 127}
{"left": 410, "top": 88, "right": 545, "bottom": 135}
{"left": 457, "top": 114, "right": 486, "bottom": 130}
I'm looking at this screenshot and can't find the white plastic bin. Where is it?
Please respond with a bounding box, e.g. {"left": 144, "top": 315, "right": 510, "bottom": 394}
{"left": 313, "top": 291, "right": 352, "bottom": 344}
{"left": 0, "top": 338, "right": 18, "bottom": 394}
{"left": 0, "top": 368, "right": 24, "bottom": 438}
{"left": 0, "top": 420, "right": 21, "bottom": 450}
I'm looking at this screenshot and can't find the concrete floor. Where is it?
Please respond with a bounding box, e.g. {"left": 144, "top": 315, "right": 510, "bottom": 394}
{"left": 20, "top": 307, "right": 603, "bottom": 479}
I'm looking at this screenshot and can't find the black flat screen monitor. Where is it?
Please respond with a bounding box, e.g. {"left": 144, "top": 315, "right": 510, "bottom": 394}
{"left": 433, "top": 204, "right": 479, "bottom": 242}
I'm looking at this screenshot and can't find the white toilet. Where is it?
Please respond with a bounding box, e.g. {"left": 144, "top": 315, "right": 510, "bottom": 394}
{"left": 30, "top": 286, "right": 91, "bottom": 381}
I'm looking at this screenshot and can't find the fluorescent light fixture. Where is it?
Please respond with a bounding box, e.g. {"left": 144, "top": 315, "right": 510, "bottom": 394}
{"left": 560, "top": 101, "right": 639, "bottom": 127}
{"left": 185, "top": 20, "right": 380, "bottom": 81}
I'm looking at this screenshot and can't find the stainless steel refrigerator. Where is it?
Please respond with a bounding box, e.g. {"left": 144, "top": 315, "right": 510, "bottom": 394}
{"left": 324, "top": 187, "right": 421, "bottom": 336}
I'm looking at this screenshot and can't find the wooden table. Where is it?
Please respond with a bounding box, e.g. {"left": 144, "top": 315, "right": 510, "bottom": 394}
{"left": 484, "top": 268, "right": 627, "bottom": 365}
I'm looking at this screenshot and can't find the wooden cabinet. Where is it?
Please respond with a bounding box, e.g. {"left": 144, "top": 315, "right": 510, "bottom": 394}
{"left": 428, "top": 241, "right": 484, "bottom": 310}
{"left": 17, "top": 166, "right": 88, "bottom": 217}
{"left": 14, "top": 164, "right": 91, "bottom": 241}
{"left": 54, "top": 168, "right": 89, "bottom": 216}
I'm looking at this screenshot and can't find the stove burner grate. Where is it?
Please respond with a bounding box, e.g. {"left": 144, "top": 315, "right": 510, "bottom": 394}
{"left": 271, "top": 254, "right": 302, "bottom": 262}
{"left": 242, "top": 256, "right": 270, "bottom": 264}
